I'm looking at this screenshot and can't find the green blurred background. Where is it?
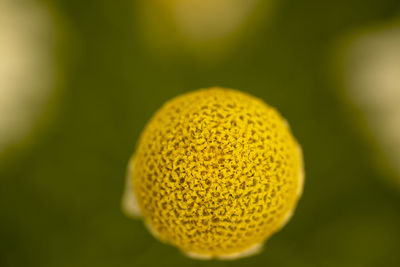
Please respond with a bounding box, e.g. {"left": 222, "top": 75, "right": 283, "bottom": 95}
{"left": 1, "top": 0, "right": 400, "bottom": 266}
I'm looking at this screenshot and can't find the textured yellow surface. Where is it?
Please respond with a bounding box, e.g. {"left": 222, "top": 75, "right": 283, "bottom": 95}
{"left": 128, "top": 87, "right": 303, "bottom": 257}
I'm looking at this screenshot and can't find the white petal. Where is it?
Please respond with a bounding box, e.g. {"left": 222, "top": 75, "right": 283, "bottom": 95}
{"left": 122, "top": 157, "right": 141, "bottom": 218}
{"left": 184, "top": 242, "right": 263, "bottom": 260}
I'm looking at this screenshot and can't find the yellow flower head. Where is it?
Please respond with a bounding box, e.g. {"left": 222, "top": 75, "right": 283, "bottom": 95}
{"left": 123, "top": 87, "right": 304, "bottom": 259}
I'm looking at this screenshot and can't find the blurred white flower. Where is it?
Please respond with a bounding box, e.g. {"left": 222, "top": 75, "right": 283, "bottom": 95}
{"left": 138, "top": 0, "right": 272, "bottom": 61}
{"left": 169, "top": 0, "right": 260, "bottom": 42}
{"left": 0, "top": 0, "right": 56, "bottom": 154}
{"left": 341, "top": 21, "right": 400, "bottom": 186}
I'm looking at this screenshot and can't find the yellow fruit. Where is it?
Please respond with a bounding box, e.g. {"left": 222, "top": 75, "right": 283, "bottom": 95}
{"left": 123, "top": 87, "right": 304, "bottom": 259}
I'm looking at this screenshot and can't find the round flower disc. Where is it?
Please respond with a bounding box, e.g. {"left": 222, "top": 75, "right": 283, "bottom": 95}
{"left": 123, "top": 87, "right": 304, "bottom": 259}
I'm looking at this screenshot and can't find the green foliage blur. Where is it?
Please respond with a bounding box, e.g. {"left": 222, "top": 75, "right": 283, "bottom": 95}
{"left": 1, "top": 0, "right": 400, "bottom": 266}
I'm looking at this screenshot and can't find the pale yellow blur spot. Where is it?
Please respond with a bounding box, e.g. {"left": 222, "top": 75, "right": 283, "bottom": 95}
{"left": 138, "top": 0, "right": 272, "bottom": 61}
{"left": 167, "top": 0, "right": 260, "bottom": 42}
{"left": 0, "top": 0, "right": 56, "bottom": 154}
{"left": 340, "top": 21, "right": 400, "bottom": 186}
